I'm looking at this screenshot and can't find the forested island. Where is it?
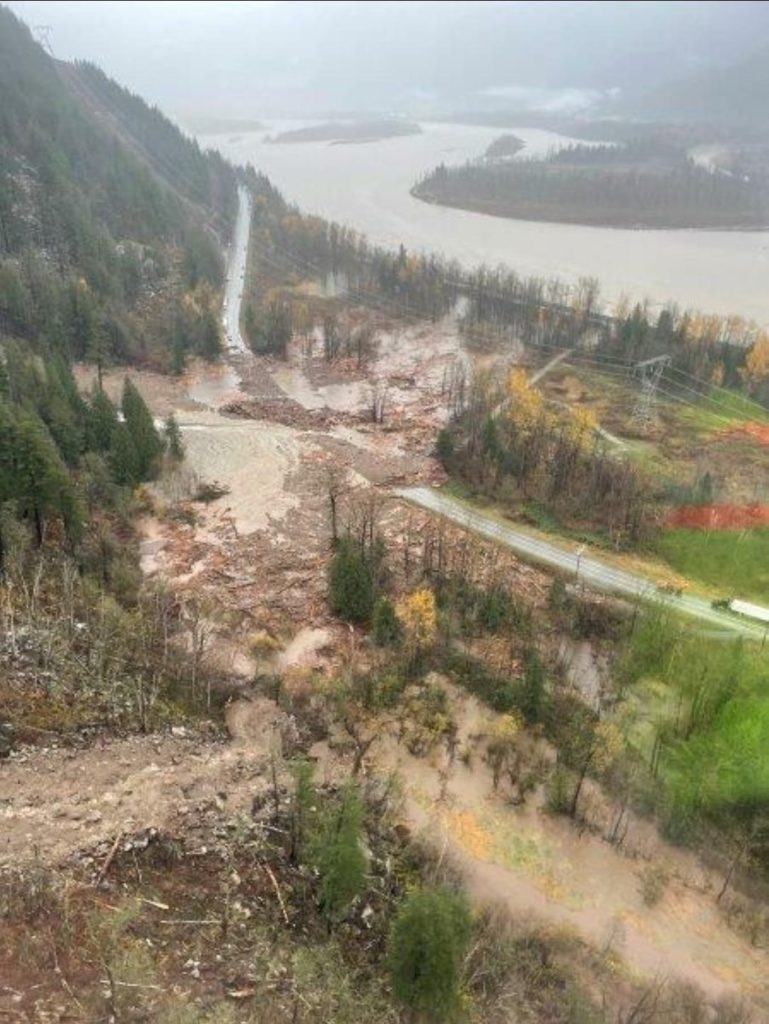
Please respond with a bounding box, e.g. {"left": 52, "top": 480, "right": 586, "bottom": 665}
{"left": 269, "top": 119, "right": 422, "bottom": 144}
{"left": 483, "top": 133, "right": 526, "bottom": 161}
{"left": 413, "top": 136, "right": 769, "bottom": 229}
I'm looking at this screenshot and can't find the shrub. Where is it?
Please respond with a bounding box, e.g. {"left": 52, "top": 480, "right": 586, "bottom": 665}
{"left": 387, "top": 886, "right": 472, "bottom": 1022}
{"left": 372, "top": 596, "right": 401, "bottom": 647}
{"left": 638, "top": 861, "right": 670, "bottom": 907}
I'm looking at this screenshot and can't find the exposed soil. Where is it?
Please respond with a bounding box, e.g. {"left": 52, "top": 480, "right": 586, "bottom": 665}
{"left": 309, "top": 681, "right": 769, "bottom": 1009}
{"left": 73, "top": 361, "right": 205, "bottom": 417}
{"left": 0, "top": 707, "right": 279, "bottom": 865}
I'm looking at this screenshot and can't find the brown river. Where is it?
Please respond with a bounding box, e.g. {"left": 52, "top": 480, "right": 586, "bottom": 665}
{"left": 199, "top": 120, "right": 769, "bottom": 325}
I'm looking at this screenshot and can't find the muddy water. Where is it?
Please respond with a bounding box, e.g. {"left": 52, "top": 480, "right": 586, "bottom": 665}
{"left": 200, "top": 120, "right": 769, "bottom": 324}
{"left": 177, "top": 411, "right": 301, "bottom": 534}
{"left": 270, "top": 361, "right": 367, "bottom": 413}
{"left": 186, "top": 362, "right": 244, "bottom": 409}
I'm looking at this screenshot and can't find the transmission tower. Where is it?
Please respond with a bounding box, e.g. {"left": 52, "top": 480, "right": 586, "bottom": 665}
{"left": 33, "top": 25, "right": 54, "bottom": 55}
{"left": 631, "top": 354, "right": 670, "bottom": 432}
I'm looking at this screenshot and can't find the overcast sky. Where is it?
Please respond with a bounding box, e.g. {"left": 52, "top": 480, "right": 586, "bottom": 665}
{"left": 8, "top": 1, "right": 769, "bottom": 119}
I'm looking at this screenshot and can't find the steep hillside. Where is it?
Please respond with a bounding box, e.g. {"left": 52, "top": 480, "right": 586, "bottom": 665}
{"left": 0, "top": 4, "right": 236, "bottom": 370}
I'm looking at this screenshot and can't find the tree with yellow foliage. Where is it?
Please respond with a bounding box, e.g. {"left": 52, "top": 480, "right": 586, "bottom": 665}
{"left": 742, "top": 333, "right": 769, "bottom": 390}
{"left": 568, "top": 406, "right": 598, "bottom": 449}
{"left": 396, "top": 587, "right": 438, "bottom": 656}
{"left": 506, "top": 369, "right": 543, "bottom": 433}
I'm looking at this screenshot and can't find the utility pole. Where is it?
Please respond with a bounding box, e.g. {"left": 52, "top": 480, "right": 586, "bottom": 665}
{"left": 631, "top": 354, "right": 670, "bottom": 433}
{"left": 575, "top": 544, "right": 585, "bottom": 582}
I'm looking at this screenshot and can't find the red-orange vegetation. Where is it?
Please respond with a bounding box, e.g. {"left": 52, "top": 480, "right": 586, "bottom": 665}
{"left": 717, "top": 422, "right": 769, "bottom": 446}
{"left": 666, "top": 504, "right": 769, "bottom": 530}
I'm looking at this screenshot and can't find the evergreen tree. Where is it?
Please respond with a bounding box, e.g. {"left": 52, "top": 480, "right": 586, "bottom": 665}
{"left": 196, "top": 307, "right": 221, "bottom": 361}
{"left": 0, "top": 358, "right": 10, "bottom": 401}
{"left": 387, "top": 887, "right": 472, "bottom": 1023}
{"left": 0, "top": 401, "right": 17, "bottom": 505}
{"left": 13, "top": 411, "right": 80, "bottom": 544}
{"left": 372, "top": 596, "right": 401, "bottom": 647}
{"left": 69, "top": 280, "right": 99, "bottom": 361}
{"left": 328, "top": 536, "right": 375, "bottom": 623}
{"left": 520, "top": 649, "right": 546, "bottom": 725}
{"left": 171, "top": 317, "right": 187, "bottom": 375}
{"left": 110, "top": 421, "right": 140, "bottom": 486}
{"left": 121, "top": 378, "right": 162, "bottom": 480}
{"left": 311, "top": 782, "right": 366, "bottom": 929}
{"left": 435, "top": 427, "right": 454, "bottom": 464}
{"left": 164, "top": 413, "right": 185, "bottom": 461}
{"left": 86, "top": 386, "right": 118, "bottom": 453}
{"left": 290, "top": 759, "right": 317, "bottom": 865}
{"left": 41, "top": 364, "right": 84, "bottom": 466}
{"left": 249, "top": 300, "right": 292, "bottom": 357}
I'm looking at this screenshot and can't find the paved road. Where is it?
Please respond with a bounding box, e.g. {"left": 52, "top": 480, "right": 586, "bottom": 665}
{"left": 395, "top": 486, "right": 769, "bottom": 641}
{"left": 223, "top": 185, "right": 251, "bottom": 353}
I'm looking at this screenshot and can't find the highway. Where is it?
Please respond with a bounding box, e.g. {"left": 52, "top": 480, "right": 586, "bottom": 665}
{"left": 222, "top": 185, "right": 251, "bottom": 353}
{"left": 395, "top": 486, "right": 769, "bottom": 641}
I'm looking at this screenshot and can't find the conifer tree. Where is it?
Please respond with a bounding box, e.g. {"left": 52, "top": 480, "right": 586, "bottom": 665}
{"left": 196, "top": 307, "right": 221, "bottom": 361}
{"left": 110, "top": 421, "right": 140, "bottom": 487}
{"left": 387, "top": 887, "right": 472, "bottom": 1022}
{"left": 121, "top": 378, "right": 162, "bottom": 480}
{"left": 42, "top": 369, "right": 83, "bottom": 465}
{"left": 14, "top": 411, "right": 80, "bottom": 544}
{"left": 328, "top": 536, "right": 375, "bottom": 623}
{"left": 0, "top": 401, "right": 16, "bottom": 505}
{"left": 0, "top": 358, "right": 10, "bottom": 401}
{"left": 290, "top": 759, "right": 317, "bottom": 865}
{"left": 372, "top": 596, "right": 401, "bottom": 647}
{"left": 312, "top": 782, "right": 366, "bottom": 929}
{"left": 164, "top": 413, "right": 185, "bottom": 461}
{"left": 520, "top": 648, "right": 545, "bottom": 724}
{"left": 171, "top": 319, "right": 187, "bottom": 375}
{"left": 86, "top": 386, "right": 118, "bottom": 453}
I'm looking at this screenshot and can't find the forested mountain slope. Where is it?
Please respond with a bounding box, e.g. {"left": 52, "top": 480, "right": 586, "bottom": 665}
{"left": 0, "top": 4, "right": 237, "bottom": 692}
{"left": 0, "top": 4, "right": 236, "bottom": 371}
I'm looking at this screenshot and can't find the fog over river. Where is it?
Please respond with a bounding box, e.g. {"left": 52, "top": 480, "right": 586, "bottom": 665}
{"left": 201, "top": 121, "right": 769, "bottom": 324}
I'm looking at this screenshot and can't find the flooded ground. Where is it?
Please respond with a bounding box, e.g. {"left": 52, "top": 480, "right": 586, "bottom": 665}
{"left": 270, "top": 360, "right": 368, "bottom": 413}
{"left": 178, "top": 411, "right": 302, "bottom": 535}
{"left": 200, "top": 120, "right": 769, "bottom": 323}
{"left": 185, "top": 360, "right": 244, "bottom": 408}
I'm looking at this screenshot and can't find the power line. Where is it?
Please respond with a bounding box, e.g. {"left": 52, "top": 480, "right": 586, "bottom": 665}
{"left": 32, "top": 25, "right": 53, "bottom": 55}
{"left": 248, "top": 233, "right": 767, "bottom": 431}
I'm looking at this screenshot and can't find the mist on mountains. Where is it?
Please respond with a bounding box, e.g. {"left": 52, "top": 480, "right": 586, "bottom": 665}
{"left": 8, "top": 0, "right": 769, "bottom": 123}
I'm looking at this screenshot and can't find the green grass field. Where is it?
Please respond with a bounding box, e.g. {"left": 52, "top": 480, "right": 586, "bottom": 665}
{"left": 655, "top": 527, "right": 769, "bottom": 602}
{"left": 613, "top": 609, "right": 769, "bottom": 846}
{"left": 674, "top": 387, "right": 769, "bottom": 434}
